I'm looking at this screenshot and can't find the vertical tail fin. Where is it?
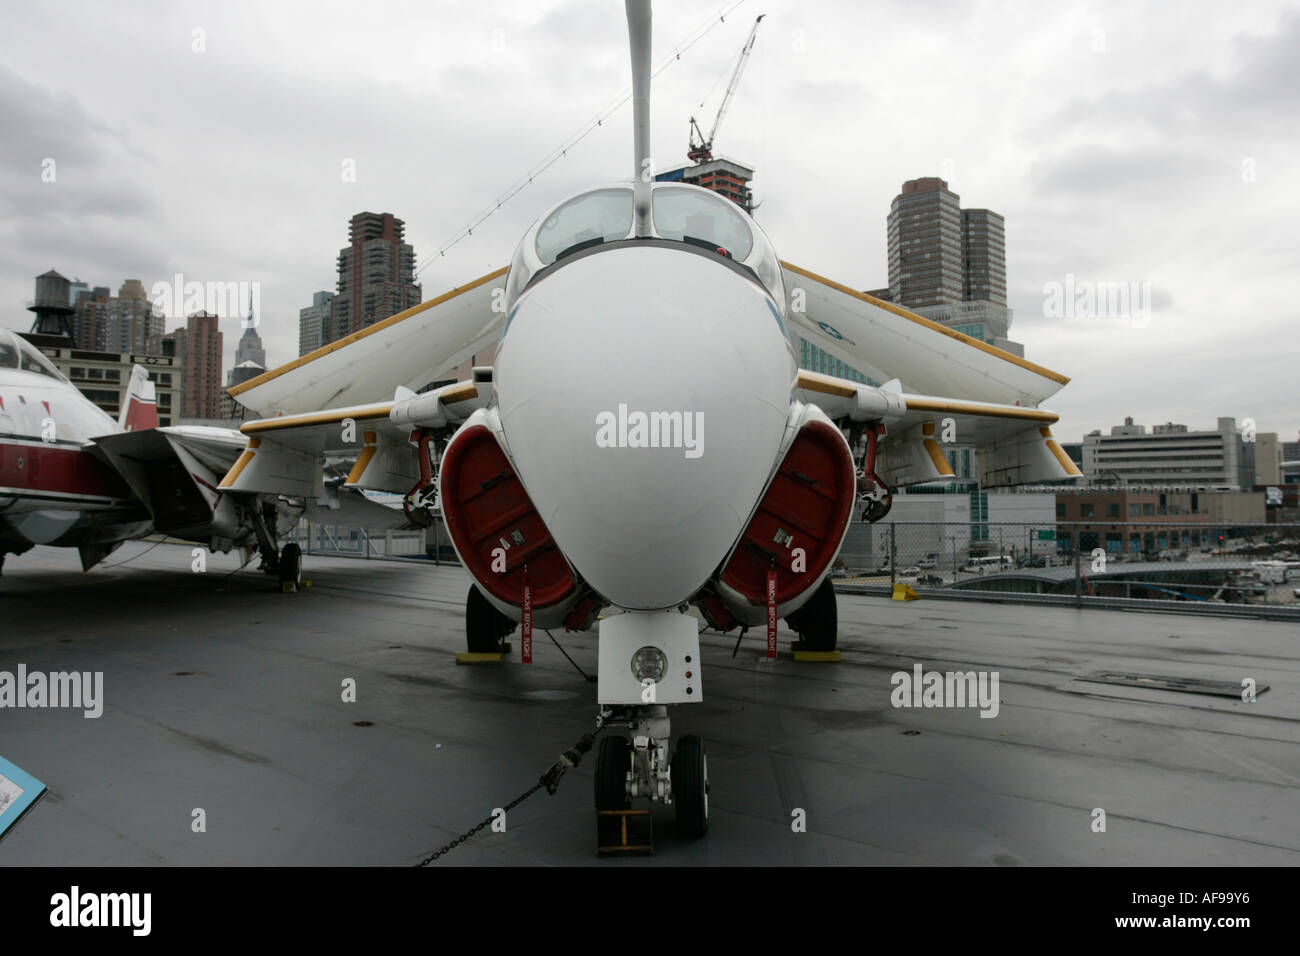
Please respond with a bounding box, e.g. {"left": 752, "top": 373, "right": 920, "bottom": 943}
{"left": 119, "top": 364, "right": 159, "bottom": 432}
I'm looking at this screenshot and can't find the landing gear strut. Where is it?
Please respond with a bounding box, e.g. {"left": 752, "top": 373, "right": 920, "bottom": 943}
{"left": 854, "top": 420, "right": 892, "bottom": 522}
{"left": 249, "top": 500, "right": 303, "bottom": 589}
{"left": 402, "top": 429, "right": 441, "bottom": 528}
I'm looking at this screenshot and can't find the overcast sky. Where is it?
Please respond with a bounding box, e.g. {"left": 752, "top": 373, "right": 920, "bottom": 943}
{"left": 2, "top": 0, "right": 1296, "bottom": 444}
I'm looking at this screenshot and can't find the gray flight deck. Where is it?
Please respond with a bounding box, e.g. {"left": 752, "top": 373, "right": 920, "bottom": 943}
{"left": 1, "top": 541, "right": 1296, "bottom": 866}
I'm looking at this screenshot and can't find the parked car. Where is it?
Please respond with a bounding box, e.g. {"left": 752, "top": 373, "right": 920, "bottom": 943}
{"left": 918, "top": 573, "right": 945, "bottom": 586}
{"left": 917, "top": 557, "right": 937, "bottom": 569}
{"left": 899, "top": 566, "right": 921, "bottom": 578}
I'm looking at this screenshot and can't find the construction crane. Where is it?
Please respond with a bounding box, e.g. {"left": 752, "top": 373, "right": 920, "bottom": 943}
{"left": 687, "top": 14, "right": 764, "bottom": 164}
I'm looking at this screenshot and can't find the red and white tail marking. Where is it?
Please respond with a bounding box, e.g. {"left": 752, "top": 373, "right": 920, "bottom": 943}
{"left": 119, "top": 364, "right": 159, "bottom": 432}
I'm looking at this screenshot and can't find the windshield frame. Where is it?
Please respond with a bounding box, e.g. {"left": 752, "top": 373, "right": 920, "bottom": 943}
{"left": 505, "top": 180, "right": 786, "bottom": 313}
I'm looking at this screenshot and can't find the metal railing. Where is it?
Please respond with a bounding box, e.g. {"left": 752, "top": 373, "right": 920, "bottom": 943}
{"left": 833, "top": 520, "right": 1300, "bottom": 616}
{"left": 286, "top": 516, "right": 1300, "bottom": 618}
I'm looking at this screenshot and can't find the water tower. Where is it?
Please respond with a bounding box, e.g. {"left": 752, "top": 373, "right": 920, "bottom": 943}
{"left": 28, "top": 269, "right": 77, "bottom": 344}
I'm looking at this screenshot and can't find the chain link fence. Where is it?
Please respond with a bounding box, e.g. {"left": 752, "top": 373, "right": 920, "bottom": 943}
{"left": 289, "top": 516, "right": 1300, "bottom": 616}
{"left": 287, "top": 517, "right": 459, "bottom": 563}
{"left": 834, "top": 520, "right": 1300, "bottom": 612}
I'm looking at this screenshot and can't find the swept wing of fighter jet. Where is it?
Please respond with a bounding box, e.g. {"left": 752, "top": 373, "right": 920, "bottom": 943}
{"left": 0, "top": 324, "right": 406, "bottom": 583}
{"left": 223, "top": 0, "right": 1080, "bottom": 839}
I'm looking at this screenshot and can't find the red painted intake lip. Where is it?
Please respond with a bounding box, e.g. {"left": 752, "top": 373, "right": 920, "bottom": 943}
{"left": 439, "top": 425, "right": 576, "bottom": 610}
{"left": 720, "top": 420, "right": 856, "bottom": 606}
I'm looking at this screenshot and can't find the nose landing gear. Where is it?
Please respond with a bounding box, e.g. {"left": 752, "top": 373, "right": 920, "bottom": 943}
{"left": 594, "top": 706, "right": 710, "bottom": 842}
{"left": 593, "top": 610, "right": 709, "bottom": 848}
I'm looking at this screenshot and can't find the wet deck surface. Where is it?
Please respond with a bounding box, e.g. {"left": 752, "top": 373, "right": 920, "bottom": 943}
{"left": 1, "top": 541, "right": 1296, "bottom": 866}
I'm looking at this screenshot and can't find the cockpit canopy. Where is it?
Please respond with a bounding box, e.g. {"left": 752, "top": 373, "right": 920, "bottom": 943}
{"left": 0, "top": 326, "right": 67, "bottom": 382}
{"left": 505, "top": 182, "right": 785, "bottom": 311}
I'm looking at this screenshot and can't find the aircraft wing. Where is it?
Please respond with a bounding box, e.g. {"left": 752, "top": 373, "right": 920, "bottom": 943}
{"left": 780, "top": 261, "right": 1068, "bottom": 407}
{"left": 795, "top": 369, "right": 1082, "bottom": 488}
{"left": 218, "top": 380, "right": 489, "bottom": 498}
{"left": 228, "top": 267, "right": 507, "bottom": 418}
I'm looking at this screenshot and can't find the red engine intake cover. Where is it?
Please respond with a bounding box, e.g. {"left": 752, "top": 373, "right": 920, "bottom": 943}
{"left": 720, "top": 420, "right": 856, "bottom": 605}
{"left": 439, "top": 424, "right": 576, "bottom": 610}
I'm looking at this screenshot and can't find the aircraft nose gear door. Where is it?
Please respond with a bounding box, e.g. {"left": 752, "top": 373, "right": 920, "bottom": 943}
{"left": 403, "top": 429, "right": 440, "bottom": 527}
{"left": 853, "top": 421, "right": 892, "bottom": 522}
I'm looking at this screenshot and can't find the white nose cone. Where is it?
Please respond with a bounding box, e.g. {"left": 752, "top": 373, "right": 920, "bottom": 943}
{"left": 496, "top": 246, "right": 795, "bottom": 608}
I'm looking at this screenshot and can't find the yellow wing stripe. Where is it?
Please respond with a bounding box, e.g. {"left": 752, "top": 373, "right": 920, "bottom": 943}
{"left": 795, "top": 369, "right": 857, "bottom": 398}
{"left": 218, "top": 438, "right": 261, "bottom": 488}
{"left": 1041, "top": 427, "right": 1083, "bottom": 475}
{"left": 923, "top": 437, "right": 955, "bottom": 476}
{"left": 905, "top": 397, "right": 1059, "bottom": 423}
{"left": 228, "top": 266, "right": 509, "bottom": 397}
{"left": 346, "top": 431, "right": 379, "bottom": 486}
{"left": 781, "top": 261, "right": 1070, "bottom": 386}
{"left": 240, "top": 403, "right": 394, "bottom": 435}
{"left": 440, "top": 381, "right": 480, "bottom": 404}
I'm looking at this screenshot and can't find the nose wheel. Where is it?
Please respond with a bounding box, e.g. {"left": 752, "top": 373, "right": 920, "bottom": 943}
{"left": 593, "top": 708, "right": 710, "bottom": 841}
{"left": 672, "top": 734, "right": 709, "bottom": 839}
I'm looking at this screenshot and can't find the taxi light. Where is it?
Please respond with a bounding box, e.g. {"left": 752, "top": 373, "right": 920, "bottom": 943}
{"left": 631, "top": 646, "right": 668, "bottom": 682}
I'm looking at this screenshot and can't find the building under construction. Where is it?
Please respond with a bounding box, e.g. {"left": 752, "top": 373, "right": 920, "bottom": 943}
{"left": 654, "top": 156, "right": 754, "bottom": 213}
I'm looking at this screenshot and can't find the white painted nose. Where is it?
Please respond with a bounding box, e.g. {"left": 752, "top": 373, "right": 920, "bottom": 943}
{"left": 495, "top": 245, "right": 796, "bottom": 609}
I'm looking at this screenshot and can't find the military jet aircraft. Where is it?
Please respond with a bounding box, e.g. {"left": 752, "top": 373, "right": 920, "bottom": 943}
{"left": 223, "top": 0, "right": 1080, "bottom": 839}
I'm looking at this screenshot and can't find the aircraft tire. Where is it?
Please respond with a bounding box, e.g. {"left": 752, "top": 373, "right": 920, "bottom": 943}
{"left": 785, "top": 576, "right": 838, "bottom": 652}
{"left": 278, "top": 543, "right": 302, "bottom": 588}
{"left": 465, "top": 584, "right": 516, "bottom": 653}
{"left": 673, "top": 735, "right": 709, "bottom": 839}
{"left": 594, "top": 736, "right": 631, "bottom": 811}
{"left": 866, "top": 493, "right": 893, "bottom": 522}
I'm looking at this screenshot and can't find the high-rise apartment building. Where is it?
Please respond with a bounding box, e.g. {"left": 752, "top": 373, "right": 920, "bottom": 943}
{"left": 165, "top": 311, "right": 223, "bottom": 419}
{"left": 103, "top": 279, "right": 162, "bottom": 354}
{"left": 329, "top": 212, "right": 421, "bottom": 340}
{"left": 887, "top": 177, "right": 964, "bottom": 308}
{"left": 298, "top": 291, "right": 333, "bottom": 356}
{"left": 72, "top": 286, "right": 111, "bottom": 350}
{"left": 961, "top": 208, "right": 1006, "bottom": 306}
{"left": 884, "top": 178, "right": 1019, "bottom": 354}
{"left": 51, "top": 277, "right": 163, "bottom": 353}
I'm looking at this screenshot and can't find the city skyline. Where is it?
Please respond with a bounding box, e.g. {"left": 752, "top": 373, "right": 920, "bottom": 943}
{"left": 2, "top": 0, "right": 1297, "bottom": 443}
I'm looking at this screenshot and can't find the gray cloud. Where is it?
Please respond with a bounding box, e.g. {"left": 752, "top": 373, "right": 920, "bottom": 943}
{"left": 1, "top": 0, "right": 1296, "bottom": 446}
